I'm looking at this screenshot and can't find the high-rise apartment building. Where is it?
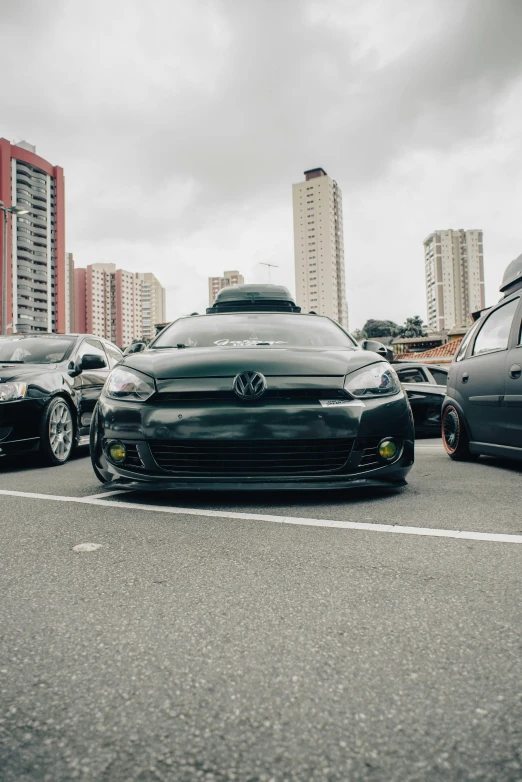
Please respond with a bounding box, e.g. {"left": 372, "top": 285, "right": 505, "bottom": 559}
{"left": 137, "top": 272, "right": 166, "bottom": 341}
{"left": 65, "top": 252, "right": 75, "bottom": 332}
{"left": 0, "top": 138, "right": 66, "bottom": 333}
{"left": 292, "top": 168, "right": 348, "bottom": 327}
{"left": 208, "top": 270, "right": 244, "bottom": 306}
{"left": 114, "top": 268, "right": 142, "bottom": 348}
{"left": 74, "top": 263, "right": 143, "bottom": 347}
{"left": 75, "top": 263, "right": 113, "bottom": 340}
{"left": 423, "top": 229, "right": 485, "bottom": 330}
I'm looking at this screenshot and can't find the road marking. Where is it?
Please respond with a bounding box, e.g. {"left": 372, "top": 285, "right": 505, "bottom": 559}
{"left": 83, "top": 489, "right": 132, "bottom": 499}
{"left": 0, "top": 488, "right": 521, "bottom": 544}
{"left": 72, "top": 542, "right": 102, "bottom": 552}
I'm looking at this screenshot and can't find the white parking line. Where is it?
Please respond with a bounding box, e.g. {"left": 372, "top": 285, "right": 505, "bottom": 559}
{"left": 83, "top": 489, "right": 132, "bottom": 499}
{"left": 0, "top": 488, "right": 521, "bottom": 544}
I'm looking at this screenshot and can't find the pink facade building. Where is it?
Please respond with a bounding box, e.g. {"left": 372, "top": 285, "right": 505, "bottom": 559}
{"left": 0, "top": 138, "right": 66, "bottom": 333}
{"left": 74, "top": 263, "right": 143, "bottom": 348}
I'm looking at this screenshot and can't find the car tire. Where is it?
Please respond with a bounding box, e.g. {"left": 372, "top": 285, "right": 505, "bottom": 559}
{"left": 39, "top": 397, "right": 75, "bottom": 466}
{"left": 89, "top": 403, "right": 113, "bottom": 484}
{"left": 442, "top": 405, "right": 478, "bottom": 461}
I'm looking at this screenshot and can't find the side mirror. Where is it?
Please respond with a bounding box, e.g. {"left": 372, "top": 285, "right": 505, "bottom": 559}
{"left": 362, "top": 339, "right": 394, "bottom": 363}
{"left": 123, "top": 342, "right": 147, "bottom": 356}
{"left": 79, "top": 353, "right": 107, "bottom": 371}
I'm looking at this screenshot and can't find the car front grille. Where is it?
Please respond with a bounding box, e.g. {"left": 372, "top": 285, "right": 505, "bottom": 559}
{"left": 353, "top": 438, "right": 383, "bottom": 470}
{"left": 124, "top": 444, "right": 144, "bottom": 469}
{"left": 155, "top": 389, "right": 347, "bottom": 403}
{"left": 149, "top": 439, "right": 354, "bottom": 475}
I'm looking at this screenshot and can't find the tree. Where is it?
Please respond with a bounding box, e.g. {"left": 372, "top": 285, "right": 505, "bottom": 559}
{"left": 397, "top": 316, "right": 427, "bottom": 338}
{"left": 361, "top": 319, "right": 400, "bottom": 338}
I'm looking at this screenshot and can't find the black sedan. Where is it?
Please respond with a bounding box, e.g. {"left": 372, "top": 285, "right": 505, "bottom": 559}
{"left": 90, "top": 285, "right": 415, "bottom": 491}
{"left": 442, "top": 255, "right": 522, "bottom": 462}
{"left": 0, "top": 333, "right": 122, "bottom": 465}
{"left": 393, "top": 362, "right": 448, "bottom": 436}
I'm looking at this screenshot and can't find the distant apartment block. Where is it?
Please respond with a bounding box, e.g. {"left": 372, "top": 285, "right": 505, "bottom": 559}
{"left": 74, "top": 263, "right": 143, "bottom": 348}
{"left": 0, "top": 138, "right": 66, "bottom": 333}
{"left": 292, "top": 168, "right": 348, "bottom": 327}
{"left": 208, "top": 270, "right": 244, "bottom": 306}
{"left": 424, "top": 229, "right": 485, "bottom": 330}
{"left": 137, "top": 272, "right": 166, "bottom": 342}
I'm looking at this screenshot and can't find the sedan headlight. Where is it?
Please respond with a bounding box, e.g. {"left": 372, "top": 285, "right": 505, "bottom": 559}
{"left": 104, "top": 368, "right": 155, "bottom": 401}
{"left": 344, "top": 362, "right": 401, "bottom": 398}
{"left": 0, "top": 382, "right": 27, "bottom": 402}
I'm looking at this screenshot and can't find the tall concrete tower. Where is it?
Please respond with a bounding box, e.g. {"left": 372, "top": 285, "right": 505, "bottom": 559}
{"left": 424, "top": 229, "right": 485, "bottom": 330}
{"left": 292, "top": 168, "right": 348, "bottom": 327}
{"left": 0, "top": 138, "right": 66, "bottom": 333}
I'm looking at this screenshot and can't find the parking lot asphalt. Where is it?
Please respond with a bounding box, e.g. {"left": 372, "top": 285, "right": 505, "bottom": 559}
{"left": 1, "top": 440, "right": 521, "bottom": 535}
{"left": 0, "top": 441, "right": 521, "bottom": 781}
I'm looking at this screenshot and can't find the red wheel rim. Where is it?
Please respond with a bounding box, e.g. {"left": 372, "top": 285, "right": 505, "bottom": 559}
{"left": 443, "top": 406, "right": 460, "bottom": 454}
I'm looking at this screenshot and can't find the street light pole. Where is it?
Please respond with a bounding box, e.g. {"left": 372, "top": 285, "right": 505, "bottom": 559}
{"left": 0, "top": 202, "right": 29, "bottom": 335}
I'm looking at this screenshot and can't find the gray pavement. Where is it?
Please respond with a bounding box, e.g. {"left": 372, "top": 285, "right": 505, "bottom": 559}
{"left": 0, "top": 442, "right": 521, "bottom": 781}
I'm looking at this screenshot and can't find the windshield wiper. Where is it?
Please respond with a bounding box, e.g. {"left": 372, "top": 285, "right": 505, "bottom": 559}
{"left": 0, "top": 360, "right": 25, "bottom": 363}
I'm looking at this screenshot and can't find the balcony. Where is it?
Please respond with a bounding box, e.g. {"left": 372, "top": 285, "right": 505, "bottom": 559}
{"left": 17, "top": 249, "right": 37, "bottom": 261}
{"left": 31, "top": 215, "right": 47, "bottom": 227}
{"left": 17, "top": 294, "right": 48, "bottom": 309}
{"left": 17, "top": 265, "right": 47, "bottom": 282}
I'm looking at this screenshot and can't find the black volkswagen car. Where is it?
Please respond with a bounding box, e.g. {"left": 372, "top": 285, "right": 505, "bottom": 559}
{"left": 90, "top": 285, "right": 415, "bottom": 490}
{"left": 442, "top": 255, "right": 522, "bottom": 461}
{"left": 0, "top": 333, "right": 122, "bottom": 465}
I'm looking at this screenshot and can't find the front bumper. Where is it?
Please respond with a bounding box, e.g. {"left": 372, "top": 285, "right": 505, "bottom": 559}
{"left": 0, "top": 399, "right": 46, "bottom": 456}
{"left": 93, "top": 393, "right": 415, "bottom": 490}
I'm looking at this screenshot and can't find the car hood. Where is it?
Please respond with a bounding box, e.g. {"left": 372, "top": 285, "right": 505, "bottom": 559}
{"left": 123, "top": 346, "right": 383, "bottom": 379}
{"left": 0, "top": 363, "right": 59, "bottom": 382}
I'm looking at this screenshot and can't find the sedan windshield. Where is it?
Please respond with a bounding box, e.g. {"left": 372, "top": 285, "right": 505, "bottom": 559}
{"left": 152, "top": 314, "right": 357, "bottom": 349}
{"left": 0, "top": 335, "right": 76, "bottom": 363}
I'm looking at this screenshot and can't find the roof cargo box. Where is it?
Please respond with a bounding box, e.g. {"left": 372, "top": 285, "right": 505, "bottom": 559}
{"left": 207, "top": 284, "right": 301, "bottom": 313}
{"left": 500, "top": 253, "right": 522, "bottom": 296}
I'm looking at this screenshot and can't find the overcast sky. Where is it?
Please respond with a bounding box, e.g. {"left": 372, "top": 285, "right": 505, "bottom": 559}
{"left": 2, "top": 0, "right": 522, "bottom": 328}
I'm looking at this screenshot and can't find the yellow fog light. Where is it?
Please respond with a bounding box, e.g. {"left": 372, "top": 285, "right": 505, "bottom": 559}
{"left": 378, "top": 439, "right": 398, "bottom": 461}
{"left": 108, "top": 442, "right": 126, "bottom": 463}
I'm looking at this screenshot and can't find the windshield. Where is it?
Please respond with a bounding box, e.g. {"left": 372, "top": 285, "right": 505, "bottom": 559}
{"left": 0, "top": 335, "right": 76, "bottom": 364}
{"left": 151, "top": 314, "right": 357, "bottom": 349}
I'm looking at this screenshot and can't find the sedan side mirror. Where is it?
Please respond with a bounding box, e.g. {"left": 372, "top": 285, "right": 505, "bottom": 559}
{"left": 362, "top": 339, "right": 394, "bottom": 363}
{"left": 79, "top": 353, "right": 107, "bottom": 371}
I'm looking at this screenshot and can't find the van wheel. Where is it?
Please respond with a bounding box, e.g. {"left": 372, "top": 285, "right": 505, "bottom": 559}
{"left": 442, "top": 405, "right": 478, "bottom": 461}
{"left": 39, "top": 398, "right": 74, "bottom": 466}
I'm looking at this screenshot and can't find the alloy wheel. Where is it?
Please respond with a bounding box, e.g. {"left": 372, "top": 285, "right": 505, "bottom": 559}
{"left": 49, "top": 401, "right": 73, "bottom": 461}
{"left": 443, "top": 407, "right": 460, "bottom": 453}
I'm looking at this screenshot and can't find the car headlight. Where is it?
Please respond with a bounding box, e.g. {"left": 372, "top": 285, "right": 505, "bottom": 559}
{"left": 0, "top": 382, "right": 27, "bottom": 402}
{"left": 344, "top": 362, "right": 401, "bottom": 398}
{"left": 104, "top": 368, "right": 155, "bottom": 401}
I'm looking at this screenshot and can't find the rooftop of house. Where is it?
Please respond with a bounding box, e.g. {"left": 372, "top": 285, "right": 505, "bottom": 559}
{"left": 391, "top": 335, "right": 445, "bottom": 345}
{"left": 394, "top": 338, "right": 463, "bottom": 364}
